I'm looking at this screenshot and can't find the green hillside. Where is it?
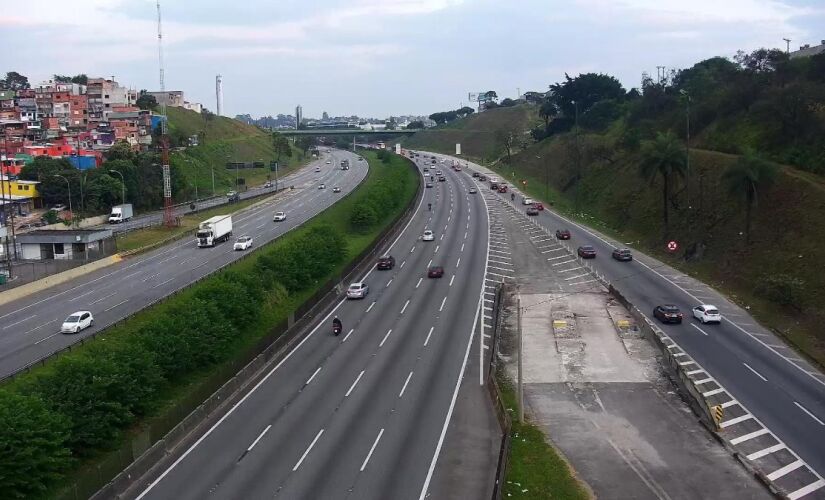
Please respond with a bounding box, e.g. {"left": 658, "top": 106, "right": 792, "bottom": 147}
{"left": 167, "top": 107, "right": 307, "bottom": 196}
{"left": 402, "top": 105, "right": 539, "bottom": 161}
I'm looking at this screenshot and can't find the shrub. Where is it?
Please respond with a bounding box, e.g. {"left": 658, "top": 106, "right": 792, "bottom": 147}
{"left": 755, "top": 274, "right": 807, "bottom": 310}
{"left": 0, "top": 391, "right": 72, "bottom": 499}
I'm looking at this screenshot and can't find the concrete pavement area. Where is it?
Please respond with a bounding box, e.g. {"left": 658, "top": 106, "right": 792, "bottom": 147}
{"left": 491, "top": 193, "right": 772, "bottom": 500}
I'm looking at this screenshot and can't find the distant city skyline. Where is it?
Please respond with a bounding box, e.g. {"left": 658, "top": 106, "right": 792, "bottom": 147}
{"left": 3, "top": 0, "right": 824, "bottom": 117}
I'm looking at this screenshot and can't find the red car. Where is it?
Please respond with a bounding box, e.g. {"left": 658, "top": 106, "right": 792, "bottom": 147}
{"left": 577, "top": 245, "right": 596, "bottom": 258}
{"left": 428, "top": 266, "right": 445, "bottom": 278}
{"left": 556, "top": 229, "right": 571, "bottom": 240}
{"left": 498, "top": 185, "right": 508, "bottom": 193}
{"left": 532, "top": 202, "right": 544, "bottom": 211}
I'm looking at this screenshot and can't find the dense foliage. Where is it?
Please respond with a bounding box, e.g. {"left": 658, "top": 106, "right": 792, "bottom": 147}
{"left": 350, "top": 151, "right": 413, "bottom": 233}
{"left": 429, "top": 106, "right": 475, "bottom": 125}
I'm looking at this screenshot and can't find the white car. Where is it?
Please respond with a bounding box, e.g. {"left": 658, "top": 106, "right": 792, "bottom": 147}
{"left": 318, "top": 183, "right": 326, "bottom": 190}
{"left": 347, "top": 282, "right": 369, "bottom": 299}
{"left": 325, "top": 161, "right": 331, "bottom": 164}
{"left": 469, "top": 187, "right": 477, "bottom": 194}
{"left": 61, "top": 311, "right": 94, "bottom": 334}
{"left": 315, "top": 166, "right": 321, "bottom": 172}
{"left": 422, "top": 230, "right": 435, "bottom": 241}
{"left": 692, "top": 304, "right": 721, "bottom": 324}
{"left": 273, "top": 211, "right": 286, "bottom": 221}
{"left": 233, "top": 236, "right": 253, "bottom": 251}
{"left": 522, "top": 197, "right": 534, "bottom": 205}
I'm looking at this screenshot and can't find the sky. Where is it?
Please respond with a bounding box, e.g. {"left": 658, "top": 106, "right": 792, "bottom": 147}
{"left": 3, "top": 0, "right": 824, "bottom": 119}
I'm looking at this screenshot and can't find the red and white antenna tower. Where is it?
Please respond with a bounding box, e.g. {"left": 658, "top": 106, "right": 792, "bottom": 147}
{"left": 157, "top": 0, "right": 174, "bottom": 227}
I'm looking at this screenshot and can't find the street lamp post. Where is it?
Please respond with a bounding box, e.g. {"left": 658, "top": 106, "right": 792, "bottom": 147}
{"left": 108, "top": 169, "right": 126, "bottom": 205}
{"left": 680, "top": 89, "right": 691, "bottom": 209}
{"left": 53, "top": 174, "right": 72, "bottom": 223}
{"left": 537, "top": 154, "right": 549, "bottom": 201}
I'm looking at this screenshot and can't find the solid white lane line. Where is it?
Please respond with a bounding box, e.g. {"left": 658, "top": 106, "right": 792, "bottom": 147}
{"left": 401, "top": 299, "right": 410, "bottom": 315}
{"left": 379, "top": 329, "right": 393, "bottom": 347}
{"left": 342, "top": 329, "right": 355, "bottom": 342}
{"left": 345, "top": 370, "right": 365, "bottom": 397}
{"left": 305, "top": 366, "right": 322, "bottom": 386}
{"left": 439, "top": 296, "right": 447, "bottom": 312}
{"left": 399, "top": 371, "right": 413, "bottom": 398}
{"left": 293, "top": 429, "right": 324, "bottom": 471}
{"left": 247, "top": 425, "right": 272, "bottom": 452}
{"left": 360, "top": 428, "right": 385, "bottom": 472}
{"left": 449, "top": 275, "right": 455, "bottom": 287}
{"left": 104, "top": 299, "right": 129, "bottom": 312}
{"left": 416, "top": 278, "right": 423, "bottom": 288}
{"left": 366, "top": 301, "right": 376, "bottom": 313}
{"left": 424, "top": 326, "right": 434, "bottom": 346}
{"left": 3, "top": 314, "right": 36, "bottom": 329}
{"left": 794, "top": 401, "right": 825, "bottom": 425}
{"left": 743, "top": 362, "right": 767, "bottom": 382}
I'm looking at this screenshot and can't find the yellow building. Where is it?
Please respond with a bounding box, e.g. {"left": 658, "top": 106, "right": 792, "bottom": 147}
{"left": 1, "top": 175, "right": 42, "bottom": 210}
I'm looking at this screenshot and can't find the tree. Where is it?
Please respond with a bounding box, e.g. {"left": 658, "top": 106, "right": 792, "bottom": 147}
{"left": 548, "top": 72, "right": 626, "bottom": 121}
{"left": 84, "top": 174, "right": 124, "bottom": 212}
{"left": 272, "top": 132, "right": 292, "bottom": 162}
{"left": 52, "top": 74, "right": 87, "bottom": 85}
{"left": 495, "top": 127, "right": 521, "bottom": 164}
{"left": 1, "top": 71, "right": 30, "bottom": 90}
{"left": 539, "top": 99, "right": 559, "bottom": 128}
{"left": 385, "top": 117, "right": 398, "bottom": 130}
{"left": 500, "top": 98, "right": 517, "bottom": 107}
{"left": 406, "top": 120, "right": 424, "bottom": 129}
{"left": 457, "top": 106, "right": 474, "bottom": 117}
{"left": 136, "top": 90, "right": 158, "bottom": 110}
{"left": 296, "top": 136, "right": 315, "bottom": 156}
{"left": 722, "top": 152, "right": 778, "bottom": 243}
{"left": 0, "top": 391, "right": 72, "bottom": 499}
{"left": 105, "top": 140, "right": 135, "bottom": 162}
{"left": 639, "top": 132, "right": 687, "bottom": 234}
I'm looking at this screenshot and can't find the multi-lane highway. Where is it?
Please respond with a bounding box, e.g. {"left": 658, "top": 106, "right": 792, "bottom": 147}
{"left": 0, "top": 150, "right": 366, "bottom": 379}
{"left": 133, "top": 154, "right": 491, "bottom": 499}
{"left": 435, "top": 152, "right": 825, "bottom": 498}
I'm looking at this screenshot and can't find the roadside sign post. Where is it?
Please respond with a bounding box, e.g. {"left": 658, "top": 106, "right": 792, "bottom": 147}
{"left": 517, "top": 295, "right": 524, "bottom": 424}
{"left": 667, "top": 240, "right": 678, "bottom": 253}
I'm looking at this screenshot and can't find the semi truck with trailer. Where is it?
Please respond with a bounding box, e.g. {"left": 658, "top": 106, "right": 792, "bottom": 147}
{"left": 196, "top": 215, "right": 233, "bottom": 247}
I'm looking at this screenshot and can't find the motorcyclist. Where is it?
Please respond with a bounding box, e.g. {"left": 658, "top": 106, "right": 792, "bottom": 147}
{"left": 332, "top": 316, "right": 342, "bottom": 335}
{"left": 511, "top": 193, "right": 515, "bottom": 202}
{"left": 428, "top": 202, "right": 432, "bottom": 211}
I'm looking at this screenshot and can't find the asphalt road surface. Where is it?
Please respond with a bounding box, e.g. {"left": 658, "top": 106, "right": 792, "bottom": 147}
{"left": 0, "top": 150, "right": 366, "bottom": 379}
{"left": 433, "top": 151, "right": 825, "bottom": 498}
{"left": 133, "top": 156, "right": 491, "bottom": 499}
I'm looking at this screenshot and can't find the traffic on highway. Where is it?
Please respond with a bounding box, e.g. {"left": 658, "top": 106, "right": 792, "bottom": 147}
{"left": 0, "top": 150, "right": 366, "bottom": 379}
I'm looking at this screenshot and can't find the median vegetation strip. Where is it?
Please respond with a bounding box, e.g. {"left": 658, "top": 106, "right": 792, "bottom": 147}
{"left": 496, "top": 372, "right": 591, "bottom": 500}
{"left": 0, "top": 150, "right": 417, "bottom": 499}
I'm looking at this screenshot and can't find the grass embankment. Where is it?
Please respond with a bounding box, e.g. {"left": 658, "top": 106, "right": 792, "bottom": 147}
{"left": 496, "top": 372, "right": 591, "bottom": 499}
{"left": 115, "top": 195, "right": 273, "bottom": 253}
{"left": 167, "top": 107, "right": 307, "bottom": 195}
{"left": 0, "top": 151, "right": 418, "bottom": 499}
{"left": 402, "top": 105, "right": 539, "bottom": 162}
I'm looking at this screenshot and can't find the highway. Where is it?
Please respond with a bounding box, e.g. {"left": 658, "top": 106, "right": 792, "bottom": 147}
{"left": 133, "top": 155, "right": 491, "bottom": 499}
{"left": 434, "top": 152, "right": 825, "bottom": 498}
{"left": 0, "top": 150, "right": 366, "bottom": 379}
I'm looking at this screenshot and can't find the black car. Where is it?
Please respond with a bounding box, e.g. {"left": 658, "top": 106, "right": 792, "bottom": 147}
{"left": 438, "top": 176, "right": 446, "bottom": 182}
{"left": 653, "top": 304, "right": 683, "bottom": 324}
{"left": 556, "top": 229, "right": 571, "bottom": 240}
{"left": 612, "top": 248, "right": 633, "bottom": 261}
{"left": 490, "top": 183, "right": 499, "bottom": 190}
{"left": 577, "top": 245, "right": 596, "bottom": 258}
{"left": 377, "top": 255, "right": 396, "bottom": 270}
{"left": 479, "top": 175, "right": 487, "bottom": 181}
{"left": 428, "top": 266, "right": 444, "bottom": 278}
{"left": 472, "top": 172, "right": 480, "bottom": 178}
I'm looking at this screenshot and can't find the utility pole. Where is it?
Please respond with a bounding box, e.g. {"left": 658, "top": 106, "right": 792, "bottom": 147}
{"left": 517, "top": 294, "right": 524, "bottom": 424}
{"left": 109, "top": 169, "right": 126, "bottom": 205}
{"left": 53, "top": 174, "right": 73, "bottom": 219}
{"left": 783, "top": 38, "right": 791, "bottom": 54}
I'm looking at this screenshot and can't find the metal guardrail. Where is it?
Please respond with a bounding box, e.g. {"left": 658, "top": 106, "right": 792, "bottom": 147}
{"left": 485, "top": 283, "right": 511, "bottom": 500}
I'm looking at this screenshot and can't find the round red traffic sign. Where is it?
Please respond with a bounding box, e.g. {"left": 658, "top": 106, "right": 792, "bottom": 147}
{"left": 667, "top": 240, "right": 678, "bottom": 252}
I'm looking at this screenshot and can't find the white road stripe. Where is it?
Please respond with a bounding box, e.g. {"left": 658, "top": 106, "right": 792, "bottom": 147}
{"left": 345, "top": 370, "right": 365, "bottom": 397}
{"left": 104, "top": 299, "right": 129, "bottom": 312}
{"left": 342, "top": 329, "right": 355, "bottom": 342}
{"left": 767, "top": 459, "right": 804, "bottom": 481}
{"left": 305, "top": 366, "right": 322, "bottom": 386}
{"left": 379, "top": 329, "right": 393, "bottom": 347}
{"left": 360, "top": 429, "right": 385, "bottom": 472}
{"left": 424, "top": 326, "right": 434, "bottom": 346}
{"left": 743, "top": 362, "right": 767, "bottom": 382}
{"left": 416, "top": 278, "right": 423, "bottom": 288}
{"left": 788, "top": 479, "right": 825, "bottom": 500}
{"left": 400, "top": 300, "right": 410, "bottom": 314}
{"left": 366, "top": 301, "right": 376, "bottom": 312}
{"left": 246, "top": 425, "right": 272, "bottom": 452}
{"left": 720, "top": 414, "right": 753, "bottom": 428}
{"left": 794, "top": 401, "right": 825, "bottom": 425}
{"left": 2, "top": 314, "right": 36, "bottom": 329}
{"left": 293, "top": 429, "right": 324, "bottom": 471}
{"left": 439, "top": 296, "right": 447, "bottom": 312}
{"left": 730, "top": 428, "right": 770, "bottom": 445}
{"left": 399, "top": 371, "right": 414, "bottom": 398}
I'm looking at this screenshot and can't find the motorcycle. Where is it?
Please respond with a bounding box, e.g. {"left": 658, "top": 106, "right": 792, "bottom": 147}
{"left": 332, "top": 320, "right": 342, "bottom": 336}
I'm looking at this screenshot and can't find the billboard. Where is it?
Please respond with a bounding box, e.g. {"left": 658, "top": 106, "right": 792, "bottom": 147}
{"left": 456, "top": 143, "right": 461, "bottom": 155}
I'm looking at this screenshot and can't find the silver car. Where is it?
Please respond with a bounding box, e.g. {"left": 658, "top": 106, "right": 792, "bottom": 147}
{"left": 346, "top": 282, "right": 369, "bottom": 299}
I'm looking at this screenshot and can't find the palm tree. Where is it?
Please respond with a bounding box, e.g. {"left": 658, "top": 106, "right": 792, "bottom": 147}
{"left": 639, "top": 132, "right": 687, "bottom": 235}
{"left": 722, "top": 152, "right": 778, "bottom": 244}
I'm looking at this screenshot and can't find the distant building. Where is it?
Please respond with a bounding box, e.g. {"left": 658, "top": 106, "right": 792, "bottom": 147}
{"left": 17, "top": 229, "right": 116, "bottom": 261}
{"left": 790, "top": 40, "right": 825, "bottom": 59}
{"left": 147, "top": 90, "right": 185, "bottom": 107}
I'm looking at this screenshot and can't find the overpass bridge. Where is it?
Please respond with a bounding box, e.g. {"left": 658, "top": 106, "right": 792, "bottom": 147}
{"left": 279, "top": 128, "right": 422, "bottom": 136}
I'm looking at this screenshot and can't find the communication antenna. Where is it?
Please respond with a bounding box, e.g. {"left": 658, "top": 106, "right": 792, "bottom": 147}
{"left": 157, "top": 0, "right": 174, "bottom": 227}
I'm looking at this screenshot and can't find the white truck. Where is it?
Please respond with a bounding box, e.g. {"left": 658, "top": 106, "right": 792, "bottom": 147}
{"left": 108, "top": 203, "right": 133, "bottom": 224}
{"left": 196, "top": 215, "right": 233, "bottom": 247}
